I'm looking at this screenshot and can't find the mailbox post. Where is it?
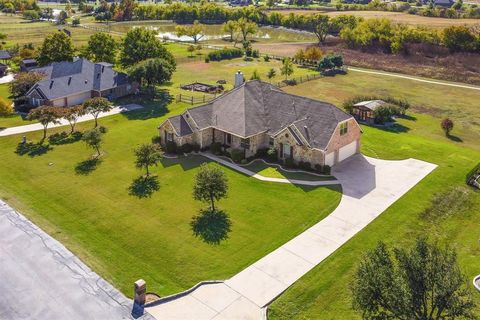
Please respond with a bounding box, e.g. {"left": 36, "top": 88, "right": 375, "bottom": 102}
{"left": 134, "top": 279, "right": 146, "bottom": 306}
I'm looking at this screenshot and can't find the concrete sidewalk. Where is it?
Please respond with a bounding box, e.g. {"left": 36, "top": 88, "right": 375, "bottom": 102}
{"left": 146, "top": 154, "right": 437, "bottom": 319}
{"left": 0, "top": 104, "right": 143, "bottom": 137}
{"left": 0, "top": 200, "right": 153, "bottom": 320}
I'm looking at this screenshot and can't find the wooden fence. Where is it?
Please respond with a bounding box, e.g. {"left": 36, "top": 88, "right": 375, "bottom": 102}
{"left": 176, "top": 94, "right": 215, "bottom": 105}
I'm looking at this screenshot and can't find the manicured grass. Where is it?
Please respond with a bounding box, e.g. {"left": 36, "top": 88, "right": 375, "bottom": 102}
{"left": 268, "top": 88, "right": 480, "bottom": 318}
{"left": 0, "top": 83, "right": 33, "bottom": 128}
{"left": 243, "top": 160, "right": 336, "bottom": 181}
{"left": 0, "top": 102, "right": 342, "bottom": 297}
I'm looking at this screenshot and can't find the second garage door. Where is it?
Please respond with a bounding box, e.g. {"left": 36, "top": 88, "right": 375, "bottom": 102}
{"left": 338, "top": 140, "right": 358, "bottom": 162}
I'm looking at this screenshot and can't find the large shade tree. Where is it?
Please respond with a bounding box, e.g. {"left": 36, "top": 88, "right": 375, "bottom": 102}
{"left": 120, "top": 27, "right": 176, "bottom": 67}
{"left": 83, "top": 97, "right": 112, "bottom": 128}
{"left": 193, "top": 163, "right": 228, "bottom": 211}
{"left": 27, "top": 106, "right": 63, "bottom": 140}
{"left": 37, "top": 31, "right": 75, "bottom": 66}
{"left": 83, "top": 32, "right": 117, "bottom": 64}
{"left": 128, "top": 58, "right": 175, "bottom": 95}
{"left": 351, "top": 238, "right": 476, "bottom": 320}
{"left": 175, "top": 20, "right": 205, "bottom": 43}
{"left": 9, "top": 71, "right": 45, "bottom": 98}
{"left": 134, "top": 143, "right": 163, "bottom": 177}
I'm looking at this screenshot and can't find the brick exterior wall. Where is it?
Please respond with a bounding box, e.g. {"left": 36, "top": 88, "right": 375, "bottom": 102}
{"left": 274, "top": 128, "right": 324, "bottom": 166}
{"left": 324, "top": 118, "right": 362, "bottom": 164}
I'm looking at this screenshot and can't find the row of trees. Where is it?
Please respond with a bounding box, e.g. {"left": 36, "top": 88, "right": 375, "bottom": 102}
{"left": 128, "top": 3, "right": 479, "bottom": 54}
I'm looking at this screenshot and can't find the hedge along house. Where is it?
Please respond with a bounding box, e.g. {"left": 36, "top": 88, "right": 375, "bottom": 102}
{"left": 25, "top": 58, "right": 138, "bottom": 108}
{"left": 158, "top": 79, "right": 362, "bottom": 167}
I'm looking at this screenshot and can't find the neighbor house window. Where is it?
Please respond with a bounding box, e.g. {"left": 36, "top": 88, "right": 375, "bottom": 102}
{"left": 340, "top": 122, "right": 348, "bottom": 135}
{"left": 269, "top": 137, "right": 274, "bottom": 146}
{"left": 240, "top": 138, "right": 250, "bottom": 149}
{"left": 224, "top": 133, "right": 232, "bottom": 145}
{"left": 167, "top": 132, "right": 174, "bottom": 142}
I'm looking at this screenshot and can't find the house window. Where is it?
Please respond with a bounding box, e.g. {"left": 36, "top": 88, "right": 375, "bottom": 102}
{"left": 167, "top": 132, "right": 174, "bottom": 142}
{"left": 269, "top": 137, "right": 274, "bottom": 146}
{"left": 240, "top": 138, "right": 250, "bottom": 149}
{"left": 340, "top": 122, "right": 348, "bottom": 135}
{"left": 283, "top": 143, "right": 291, "bottom": 159}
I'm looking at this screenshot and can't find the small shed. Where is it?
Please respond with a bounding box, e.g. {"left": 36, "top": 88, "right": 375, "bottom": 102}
{"left": 352, "top": 100, "right": 387, "bottom": 124}
{"left": 0, "top": 50, "right": 12, "bottom": 63}
{"left": 20, "top": 59, "right": 39, "bottom": 72}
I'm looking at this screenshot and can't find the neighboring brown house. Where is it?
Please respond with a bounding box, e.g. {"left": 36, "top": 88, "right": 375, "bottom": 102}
{"left": 351, "top": 100, "right": 387, "bottom": 124}
{"left": 25, "top": 58, "right": 138, "bottom": 107}
{"left": 159, "top": 80, "right": 362, "bottom": 167}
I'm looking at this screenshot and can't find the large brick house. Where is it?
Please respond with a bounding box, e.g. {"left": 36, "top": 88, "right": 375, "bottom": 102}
{"left": 25, "top": 58, "right": 138, "bottom": 107}
{"left": 158, "top": 80, "right": 362, "bottom": 167}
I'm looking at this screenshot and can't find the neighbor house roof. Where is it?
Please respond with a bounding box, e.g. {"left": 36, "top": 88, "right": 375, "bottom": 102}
{"left": 0, "top": 50, "right": 12, "bottom": 60}
{"left": 353, "top": 100, "right": 386, "bottom": 111}
{"left": 162, "top": 80, "right": 354, "bottom": 150}
{"left": 26, "top": 58, "right": 129, "bottom": 100}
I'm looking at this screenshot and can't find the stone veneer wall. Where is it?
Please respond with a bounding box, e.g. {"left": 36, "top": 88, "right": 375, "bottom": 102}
{"left": 274, "top": 129, "right": 324, "bottom": 166}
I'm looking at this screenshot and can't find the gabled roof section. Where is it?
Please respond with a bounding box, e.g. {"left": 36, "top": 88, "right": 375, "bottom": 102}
{"left": 178, "top": 80, "right": 354, "bottom": 150}
{"left": 168, "top": 115, "right": 193, "bottom": 137}
{"left": 28, "top": 58, "right": 129, "bottom": 100}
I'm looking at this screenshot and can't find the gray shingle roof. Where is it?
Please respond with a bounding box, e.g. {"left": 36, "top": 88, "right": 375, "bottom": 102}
{"left": 28, "top": 58, "right": 129, "bottom": 100}
{"left": 0, "top": 50, "right": 11, "bottom": 60}
{"left": 168, "top": 80, "right": 353, "bottom": 150}
{"left": 169, "top": 115, "right": 193, "bottom": 136}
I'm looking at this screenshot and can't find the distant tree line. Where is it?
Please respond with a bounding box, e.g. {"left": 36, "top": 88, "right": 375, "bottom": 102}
{"left": 123, "top": 4, "right": 480, "bottom": 54}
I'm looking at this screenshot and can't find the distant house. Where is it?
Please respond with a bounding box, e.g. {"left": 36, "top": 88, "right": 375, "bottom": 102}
{"left": 159, "top": 79, "right": 362, "bottom": 167}
{"left": 351, "top": 100, "right": 387, "bottom": 124}
{"left": 0, "top": 50, "right": 12, "bottom": 63}
{"left": 423, "top": 0, "right": 453, "bottom": 6}
{"left": 20, "top": 59, "right": 39, "bottom": 72}
{"left": 25, "top": 58, "right": 138, "bottom": 107}
{"left": 0, "top": 63, "right": 7, "bottom": 77}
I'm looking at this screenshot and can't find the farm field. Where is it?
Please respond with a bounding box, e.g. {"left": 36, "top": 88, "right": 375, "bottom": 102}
{"left": 270, "top": 9, "right": 480, "bottom": 28}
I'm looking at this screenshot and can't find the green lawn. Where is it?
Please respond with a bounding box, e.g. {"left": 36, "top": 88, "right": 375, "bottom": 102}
{"left": 0, "top": 102, "right": 341, "bottom": 296}
{"left": 268, "top": 91, "right": 480, "bottom": 319}
{"left": 0, "top": 83, "right": 33, "bottom": 128}
{"left": 243, "top": 160, "right": 336, "bottom": 182}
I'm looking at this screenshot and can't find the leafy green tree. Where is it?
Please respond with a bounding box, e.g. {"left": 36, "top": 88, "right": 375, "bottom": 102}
{"left": 10, "top": 71, "right": 45, "bottom": 98}
{"left": 120, "top": 27, "right": 176, "bottom": 67}
{"left": 83, "top": 33, "right": 117, "bottom": 63}
{"left": 83, "top": 97, "right": 112, "bottom": 128}
{"left": 175, "top": 20, "right": 205, "bottom": 43}
{"left": 308, "top": 14, "right": 330, "bottom": 44}
{"left": 222, "top": 20, "right": 238, "bottom": 42}
{"left": 193, "top": 163, "right": 228, "bottom": 211}
{"left": 266, "top": 68, "right": 276, "bottom": 82}
{"left": 442, "top": 26, "right": 477, "bottom": 52}
{"left": 280, "top": 57, "right": 294, "bottom": 80}
{"left": 63, "top": 104, "right": 85, "bottom": 134}
{"left": 0, "top": 97, "right": 13, "bottom": 116}
{"left": 128, "top": 58, "right": 175, "bottom": 95}
{"left": 37, "top": 31, "right": 75, "bottom": 66}
{"left": 134, "top": 143, "right": 163, "bottom": 176}
{"left": 82, "top": 127, "right": 104, "bottom": 158}
{"left": 23, "top": 10, "right": 40, "bottom": 21}
{"left": 27, "top": 106, "right": 63, "bottom": 140}
{"left": 266, "top": 0, "right": 275, "bottom": 8}
{"left": 187, "top": 44, "right": 195, "bottom": 57}
{"left": 57, "top": 10, "right": 68, "bottom": 24}
{"left": 236, "top": 18, "right": 258, "bottom": 42}
{"left": 351, "top": 238, "right": 475, "bottom": 320}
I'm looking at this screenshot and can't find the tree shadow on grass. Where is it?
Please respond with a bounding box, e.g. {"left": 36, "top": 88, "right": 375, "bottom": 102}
{"left": 15, "top": 142, "right": 52, "bottom": 157}
{"left": 48, "top": 131, "right": 83, "bottom": 145}
{"left": 191, "top": 208, "right": 232, "bottom": 245}
{"left": 75, "top": 158, "right": 102, "bottom": 175}
{"left": 447, "top": 134, "right": 463, "bottom": 143}
{"left": 128, "top": 175, "right": 160, "bottom": 198}
{"left": 120, "top": 90, "right": 173, "bottom": 121}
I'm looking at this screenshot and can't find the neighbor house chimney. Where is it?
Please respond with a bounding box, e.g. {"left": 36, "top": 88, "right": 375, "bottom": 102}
{"left": 234, "top": 71, "right": 244, "bottom": 88}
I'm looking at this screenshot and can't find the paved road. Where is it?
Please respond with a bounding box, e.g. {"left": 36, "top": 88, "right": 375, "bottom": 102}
{"left": 348, "top": 67, "right": 480, "bottom": 91}
{"left": 146, "top": 154, "right": 437, "bottom": 319}
{"left": 0, "top": 104, "right": 143, "bottom": 137}
{"left": 0, "top": 200, "right": 153, "bottom": 320}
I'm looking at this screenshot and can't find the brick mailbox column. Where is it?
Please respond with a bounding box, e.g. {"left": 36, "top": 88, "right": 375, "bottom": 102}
{"left": 134, "top": 279, "right": 146, "bottom": 305}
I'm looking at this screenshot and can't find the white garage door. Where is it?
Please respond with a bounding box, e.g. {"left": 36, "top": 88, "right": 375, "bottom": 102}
{"left": 338, "top": 140, "right": 358, "bottom": 162}
{"left": 325, "top": 152, "right": 335, "bottom": 167}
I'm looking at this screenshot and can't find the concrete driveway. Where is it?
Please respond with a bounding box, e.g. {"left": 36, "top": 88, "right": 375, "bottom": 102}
{"left": 0, "top": 200, "right": 153, "bottom": 320}
{"left": 146, "top": 154, "right": 437, "bottom": 319}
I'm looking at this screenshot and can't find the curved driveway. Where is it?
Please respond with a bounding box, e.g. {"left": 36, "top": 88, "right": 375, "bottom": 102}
{"left": 146, "top": 154, "right": 437, "bottom": 319}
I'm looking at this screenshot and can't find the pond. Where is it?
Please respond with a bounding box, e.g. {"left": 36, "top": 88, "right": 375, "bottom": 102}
{"left": 107, "top": 21, "right": 317, "bottom": 43}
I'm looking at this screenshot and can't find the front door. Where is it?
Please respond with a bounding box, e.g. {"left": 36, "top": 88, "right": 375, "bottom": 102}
{"left": 283, "top": 143, "right": 291, "bottom": 159}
